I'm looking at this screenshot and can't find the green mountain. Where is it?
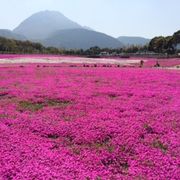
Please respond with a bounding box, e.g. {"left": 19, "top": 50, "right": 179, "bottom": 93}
{"left": 43, "top": 28, "right": 123, "bottom": 49}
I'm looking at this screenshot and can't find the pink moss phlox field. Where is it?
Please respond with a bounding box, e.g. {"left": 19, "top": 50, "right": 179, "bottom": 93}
{"left": 0, "top": 65, "right": 180, "bottom": 179}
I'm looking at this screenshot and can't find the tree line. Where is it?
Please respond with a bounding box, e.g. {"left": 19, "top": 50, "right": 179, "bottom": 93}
{"left": 0, "top": 37, "right": 62, "bottom": 54}
{"left": 0, "top": 36, "right": 149, "bottom": 56}
{"left": 148, "top": 30, "right": 180, "bottom": 54}
{"left": 0, "top": 30, "right": 179, "bottom": 56}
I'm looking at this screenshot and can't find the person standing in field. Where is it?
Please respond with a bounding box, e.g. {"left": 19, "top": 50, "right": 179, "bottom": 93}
{"left": 140, "top": 60, "right": 144, "bottom": 67}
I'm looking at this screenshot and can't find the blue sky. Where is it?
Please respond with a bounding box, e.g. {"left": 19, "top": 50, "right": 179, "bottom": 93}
{"left": 0, "top": 0, "right": 179, "bottom": 38}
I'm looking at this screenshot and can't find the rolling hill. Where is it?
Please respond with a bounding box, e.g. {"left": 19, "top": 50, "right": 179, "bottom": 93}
{"left": 0, "top": 29, "right": 26, "bottom": 40}
{"left": 43, "top": 28, "right": 123, "bottom": 49}
{"left": 117, "top": 36, "right": 150, "bottom": 46}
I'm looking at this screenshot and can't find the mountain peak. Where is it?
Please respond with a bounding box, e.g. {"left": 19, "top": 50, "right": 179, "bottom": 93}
{"left": 13, "top": 10, "right": 82, "bottom": 40}
{"left": 34, "top": 10, "right": 65, "bottom": 16}
{"left": 11, "top": 10, "right": 122, "bottom": 49}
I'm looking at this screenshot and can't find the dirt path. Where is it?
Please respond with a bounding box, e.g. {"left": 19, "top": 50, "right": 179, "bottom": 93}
{"left": 0, "top": 57, "right": 141, "bottom": 65}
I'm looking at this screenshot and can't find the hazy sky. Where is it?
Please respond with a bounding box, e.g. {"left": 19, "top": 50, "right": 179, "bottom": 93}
{"left": 0, "top": 0, "right": 179, "bottom": 38}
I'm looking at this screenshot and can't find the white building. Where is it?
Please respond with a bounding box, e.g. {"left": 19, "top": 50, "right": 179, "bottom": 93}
{"left": 99, "top": 52, "right": 110, "bottom": 56}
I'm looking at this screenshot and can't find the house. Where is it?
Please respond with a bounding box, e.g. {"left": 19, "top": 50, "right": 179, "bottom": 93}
{"left": 99, "top": 51, "right": 110, "bottom": 56}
